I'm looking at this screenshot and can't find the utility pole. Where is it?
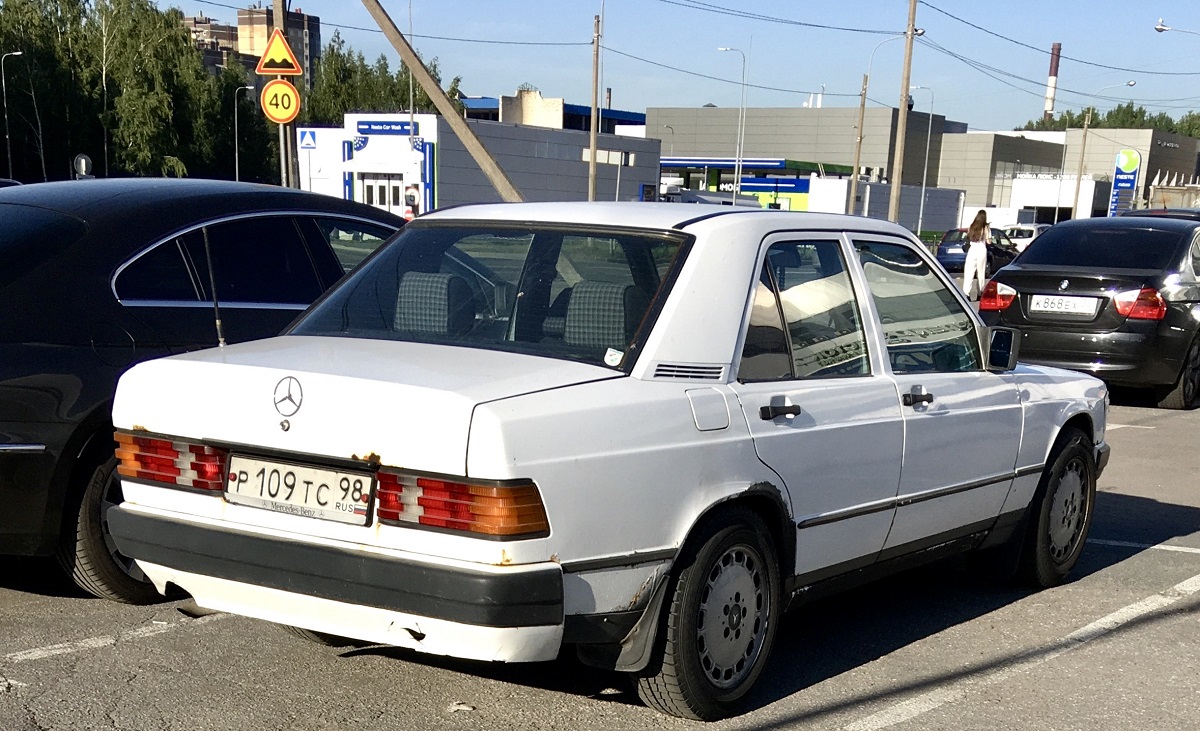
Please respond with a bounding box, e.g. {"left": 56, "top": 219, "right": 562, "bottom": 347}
{"left": 359, "top": 0, "right": 524, "bottom": 202}
{"left": 588, "top": 14, "right": 600, "bottom": 201}
{"left": 272, "top": 0, "right": 290, "bottom": 187}
{"left": 849, "top": 72, "right": 867, "bottom": 214}
{"left": 887, "top": 0, "right": 919, "bottom": 223}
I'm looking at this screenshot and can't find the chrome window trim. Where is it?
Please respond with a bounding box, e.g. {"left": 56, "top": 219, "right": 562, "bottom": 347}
{"left": 110, "top": 210, "right": 400, "bottom": 302}
{"left": 117, "top": 300, "right": 308, "bottom": 311}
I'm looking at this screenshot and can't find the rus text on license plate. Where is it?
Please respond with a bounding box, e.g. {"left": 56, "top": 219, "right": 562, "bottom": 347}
{"left": 225, "top": 456, "right": 374, "bottom": 525}
{"left": 1029, "top": 294, "right": 1099, "bottom": 316}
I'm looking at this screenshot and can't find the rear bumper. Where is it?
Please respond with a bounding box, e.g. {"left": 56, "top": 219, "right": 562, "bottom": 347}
{"left": 1009, "top": 328, "right": 1185, "bottom": 388}
{"left": 109, "top": 506, "right": 567, "bottom": 661}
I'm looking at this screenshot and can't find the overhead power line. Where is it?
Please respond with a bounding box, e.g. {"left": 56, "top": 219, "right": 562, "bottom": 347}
{"left": 653, "top": 0, "right": 899, "bottom": 35}
{"left": 920, "top": 1, "right": 1200, "bottom": 77}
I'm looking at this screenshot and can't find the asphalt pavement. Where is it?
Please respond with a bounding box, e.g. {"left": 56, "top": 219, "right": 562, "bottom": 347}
{"left": 1, "top": 395, "right": 1197, "bottom": 730}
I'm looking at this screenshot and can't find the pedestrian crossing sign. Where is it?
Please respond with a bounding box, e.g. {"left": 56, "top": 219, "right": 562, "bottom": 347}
{"left": 299, "top": 130, "right": 317, "bottom": 149}
{"left": 256, "top": 29, "right": 302, "bottom": 76}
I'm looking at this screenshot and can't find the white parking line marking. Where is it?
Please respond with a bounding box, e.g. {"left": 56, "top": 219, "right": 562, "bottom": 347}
{"left": 1090, "top": 539, "right": 1200, "bottom": 555}
{"left": 1105, "top": 424, "right": 1155, "bottom": 431}
{"left": 843, "top": 571, "right": 1200, "bottom": 731}
{"left": 3, "top": 613, "right": 226, "bottom": 664}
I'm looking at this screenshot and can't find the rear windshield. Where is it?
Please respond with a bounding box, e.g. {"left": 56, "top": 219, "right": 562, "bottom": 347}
{"left": 0, "top": 204, "right": 88, "bottom": 289}
{"left": 1018, "top": 225, "right": 1187, "bottom": 270}
{"left": 292, "top": 222, "right": 687, "bottom": 369}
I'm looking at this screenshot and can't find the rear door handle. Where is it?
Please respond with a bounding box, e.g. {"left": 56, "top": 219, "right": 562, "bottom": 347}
{"left": 759, "top": 404, "right": 802, "bottom": 420}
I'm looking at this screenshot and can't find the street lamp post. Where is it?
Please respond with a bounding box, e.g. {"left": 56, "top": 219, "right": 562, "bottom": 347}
{"left": 2, "top": 51, "right": 24, "bottom": 180}
{"left": 849, "top": 30, "right": 923, "bottom": 215}
{"left": 663, "top": 124, "right": 674, "bottom": 156}
{"left": 910, "top": 85, "right": 933, "bottom": 236}
{"left": 718, "top": 47, "right": 746, "bottom": 203}
{"left": 1155, "top": 18, "right": 1200, "bottom": 37}
{"left": 233, "top": 84, "right": 254, "bottom": 182}
{"left": 1072, "top": 80, "right": 1135, "bottom": 219}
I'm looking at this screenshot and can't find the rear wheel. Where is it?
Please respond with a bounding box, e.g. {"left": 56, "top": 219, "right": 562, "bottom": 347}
{"left": 1155, "top": 337, "right": 1200, "bottom": 410}
{"left": 56, "top": 456, "right": 161, "bottom": 604}
{"left": 1017, "top": 427, "right": 1096, "bottom": 588}
{"left": 636, "top": 507, "right": 780, "bottom": 721}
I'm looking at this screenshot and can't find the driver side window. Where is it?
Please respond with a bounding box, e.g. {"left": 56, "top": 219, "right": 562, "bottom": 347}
{"left": 854, "top": 239, "right": 982, "bottom": 374}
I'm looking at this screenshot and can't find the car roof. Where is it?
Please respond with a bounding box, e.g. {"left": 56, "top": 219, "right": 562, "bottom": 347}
{"left": 1119, "top": 208, "right": 1200, "bottom": 221}
{"left": 1052, "top": 215, "right": 1200, "bottom": 232}
{"left": 420, "top": 201, "right": 910, "bottom": 236}
{"left": 0, "top": 178, "right": 405, "bottom": 225}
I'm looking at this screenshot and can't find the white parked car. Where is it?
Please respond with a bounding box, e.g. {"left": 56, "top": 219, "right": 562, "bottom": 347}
{"left": 1002, "top": 223, "right": 1051, "bottom": 252}
{"left": 109, "top": 203, "right": 1110, "bottom": 721}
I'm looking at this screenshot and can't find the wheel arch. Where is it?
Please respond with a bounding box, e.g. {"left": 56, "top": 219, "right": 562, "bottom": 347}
{"left": 681, "top": 482, "right": 795, "bottom": 586}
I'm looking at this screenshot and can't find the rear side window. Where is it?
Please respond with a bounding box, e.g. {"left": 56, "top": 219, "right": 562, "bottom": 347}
{"left": 117, "top": 217, "right": 324, "bottom": 305}
{"left": 1020, "top": 226, "right": 1188, "bottom": 270}
{"left": 0, "top": 205, "right": 87, "bottom": 289}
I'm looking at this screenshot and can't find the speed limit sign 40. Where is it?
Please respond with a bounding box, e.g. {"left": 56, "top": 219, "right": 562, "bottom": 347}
{"left": 260, "top": 79, "right": 300, "bottom": 125}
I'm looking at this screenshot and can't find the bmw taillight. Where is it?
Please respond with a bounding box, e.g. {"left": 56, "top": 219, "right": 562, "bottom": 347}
{"left": 1113, "top": 287, "right": 1167, "bottom": 320}
{"left": 979, "top": 280, "right": 1017, "bottom": 311}
{"left": 114, "top": 430, "right": 228, "bottom": 492}
{"left": 376, "top": 470, "right": 549, "bottom": 538}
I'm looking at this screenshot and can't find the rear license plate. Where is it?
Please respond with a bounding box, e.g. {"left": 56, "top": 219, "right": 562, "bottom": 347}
{"left": 225, "top": 456, "right": 374, "bottom": 525}
{"left": 1029, "top": 294, "right": 1099, "bottom": 316}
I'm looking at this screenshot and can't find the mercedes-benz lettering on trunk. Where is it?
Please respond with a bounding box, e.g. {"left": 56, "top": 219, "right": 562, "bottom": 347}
{"left": 110, "top": 203, "right": 1109, "bottom": 721}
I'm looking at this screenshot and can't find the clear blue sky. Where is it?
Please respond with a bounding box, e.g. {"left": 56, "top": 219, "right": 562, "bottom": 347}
{"left": 166, "top": 1, "right": 1200, "bottom": 131}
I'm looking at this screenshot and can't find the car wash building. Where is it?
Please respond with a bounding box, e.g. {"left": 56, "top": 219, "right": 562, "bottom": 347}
{"left": 297, "top": 106, "right": 660, "bottom": 218}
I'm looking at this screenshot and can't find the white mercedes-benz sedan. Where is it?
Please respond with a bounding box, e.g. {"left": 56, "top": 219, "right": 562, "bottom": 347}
{"left": 109, "top": 202, "right": 1109, "bottom": 721}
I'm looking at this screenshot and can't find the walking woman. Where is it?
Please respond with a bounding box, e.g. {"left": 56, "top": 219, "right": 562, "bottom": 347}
{"left": 962, "top": 210, "right": 989, "bottom": 300}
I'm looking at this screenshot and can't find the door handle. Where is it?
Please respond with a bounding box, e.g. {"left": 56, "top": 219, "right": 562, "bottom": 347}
{"left": 902, "top": 389, "right": 935, "bottom": 407}
{"left": 759, "top": 404, "right": 802, "bottom": 420}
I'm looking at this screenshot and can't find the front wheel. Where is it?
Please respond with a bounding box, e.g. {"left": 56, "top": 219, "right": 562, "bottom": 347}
{"left": 1155, "top": 337, "right": 1200, "bottom": 410}
{"left": 1017, "top": 427, "right": 1096, "bottom": 588}
{"left": 636, "top": 507, "right": 780, "bottom": 721}
{"left": 56, "top": 456, "right": 162, "bottom": 604}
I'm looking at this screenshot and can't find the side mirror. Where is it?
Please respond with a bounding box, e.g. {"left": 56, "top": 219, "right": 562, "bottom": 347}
{"left": 987, "top": 327, "right": 1020, "bottom": 372}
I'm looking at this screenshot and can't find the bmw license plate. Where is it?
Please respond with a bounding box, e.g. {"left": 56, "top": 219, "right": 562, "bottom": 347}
{"left": 224, "top": 456, "right": 374, "bottom": 525}
{"left": 1029, "top": 294, "right": 1099, "bottom": 316}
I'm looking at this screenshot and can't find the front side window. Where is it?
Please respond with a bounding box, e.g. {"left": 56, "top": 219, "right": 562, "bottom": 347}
{"left": 855, "top": 239, "right": 981, "bottom": 374}
{"left": 310, "top": 217, "right": 396, "bottom": 272}
{"left": 293, "top": 223, "right": 687, "bottom": 369}
{"left": 738, "top": 240, "right": 869, "bottom": 381}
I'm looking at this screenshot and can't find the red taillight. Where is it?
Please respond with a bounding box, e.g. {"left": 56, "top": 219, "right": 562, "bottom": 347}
{"left": 376, "top": 470, "right": 549, "bottom": 537}
{"left": 114, "top": 431, "right": 228, "bottom": 492}
{"left": 1113, "top": 287, "right": 1167, "bottom": 320}
{"left": 979, "top": 280, "right": 1017, "bottom": 311}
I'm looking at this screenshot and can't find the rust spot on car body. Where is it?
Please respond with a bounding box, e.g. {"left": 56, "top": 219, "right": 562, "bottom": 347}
{"left": 350, "top": 452, "right": 381, "bottom": 465}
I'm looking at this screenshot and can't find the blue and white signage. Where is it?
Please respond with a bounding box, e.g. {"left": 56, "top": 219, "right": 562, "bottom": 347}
{"left": 298, "top": 130, "right": 317, "bottom": 149}
{"left": 1108, "top": 148, "right": 1141, "bottom": 217}
{"left": 355, "top": 120, "right": 419, "bottom": 136}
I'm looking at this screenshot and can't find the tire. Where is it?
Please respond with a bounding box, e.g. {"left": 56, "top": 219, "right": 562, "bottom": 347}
{"left": 1017, "top": 427, "right": 1096, "bottom": 588}
{"left": 56, "top": 455, "right": 162, "bottom": 604}
{"left": 636, "top": 507, "right": 781, "bottom": 721}
{"left": 1155, "top": 337, "right": 1200, "bottom": 410}
{"left": 281, "top": 624, "right": 367, "bottom": 648}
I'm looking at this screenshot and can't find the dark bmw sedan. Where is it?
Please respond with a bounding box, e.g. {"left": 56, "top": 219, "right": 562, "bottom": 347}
{"left": 979, "top": 216, "right": 1200, "bottom": 409}
{"left": 0, "top": 178, "right": 402, "bottom": 602}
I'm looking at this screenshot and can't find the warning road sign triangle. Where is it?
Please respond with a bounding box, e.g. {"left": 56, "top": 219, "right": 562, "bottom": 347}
{"left": 256, "top": 28, "right": 302, "bottom": 76}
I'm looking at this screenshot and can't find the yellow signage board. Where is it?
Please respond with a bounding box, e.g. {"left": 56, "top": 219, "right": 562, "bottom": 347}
{"left": 255, "top": 28, "right": 302, "bottom": 76}
{"left": 260, "top": 79, "right": 300, "bottom": 125}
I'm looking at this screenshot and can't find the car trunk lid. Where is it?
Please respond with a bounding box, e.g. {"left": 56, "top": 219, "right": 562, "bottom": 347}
{"left": 991, "top": 264, "right": 1160, "bottom": 330}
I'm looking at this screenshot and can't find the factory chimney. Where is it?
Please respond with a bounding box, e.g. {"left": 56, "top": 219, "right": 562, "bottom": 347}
{"left": 1043, "top": 43, "right": 1061, "bottom": 123}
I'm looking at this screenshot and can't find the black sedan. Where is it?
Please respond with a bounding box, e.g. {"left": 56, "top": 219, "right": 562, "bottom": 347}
{"left": 979, "top": 216, "right": 1200, "bottom": 409}
{"left": 0, "top": 178, "right": 403, "bottom": 602}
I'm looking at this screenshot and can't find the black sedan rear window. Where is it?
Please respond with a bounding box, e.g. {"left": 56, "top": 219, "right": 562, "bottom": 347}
{"left": 1018, "top": 226, "right": 1187, "bottom": 270}
{"left": 0, "top": 204, "right": 87, "bottom": 289}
